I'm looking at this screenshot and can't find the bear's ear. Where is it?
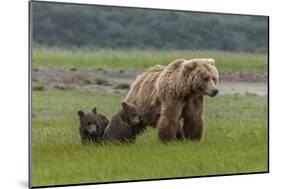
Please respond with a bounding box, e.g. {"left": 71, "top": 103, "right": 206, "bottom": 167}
{"left": 183, "top": 60, "right": 196, "bottom": 70}
{"left": 77, "top": 111, "right": 85, "bottom": 117}
{"left": 92, "top": 107, "right": 97, "bottom": 114}
{"left": 207, "top": 58, "right": 215, "bottom": 65}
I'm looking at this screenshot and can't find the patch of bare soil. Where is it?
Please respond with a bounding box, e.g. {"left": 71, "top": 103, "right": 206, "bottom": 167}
{"left": 218, "top": 81, "right": 267, "bottom": 96}
{"left": 32, "top": 68, "right": 268, "bottom": 96}
{"left": 219, "top": 72, "right": 267, "bottom": 83}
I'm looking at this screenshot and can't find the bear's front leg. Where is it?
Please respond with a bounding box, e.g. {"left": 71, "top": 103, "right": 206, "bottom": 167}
{"left": 157, "top": 100, "right": 184, "bottom": 142}
{"left": 182, "top": 95, "right": 204, "bottom": 140}
{"left": 176, "top": 118, "right": 185, "bottom": 140}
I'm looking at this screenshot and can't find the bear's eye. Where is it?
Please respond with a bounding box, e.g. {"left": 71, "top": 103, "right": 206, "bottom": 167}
{"left": 204, "top": 77, "right": 209, "bottom": 81}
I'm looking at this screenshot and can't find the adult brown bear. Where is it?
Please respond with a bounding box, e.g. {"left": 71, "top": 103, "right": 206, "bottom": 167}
{"left": 124, "top": 58, "right": 219, "bottom": 141}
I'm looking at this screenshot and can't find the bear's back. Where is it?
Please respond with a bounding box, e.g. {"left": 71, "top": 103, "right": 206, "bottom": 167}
{"left": 124, "top": 65, "right": 164, "bottom": 126}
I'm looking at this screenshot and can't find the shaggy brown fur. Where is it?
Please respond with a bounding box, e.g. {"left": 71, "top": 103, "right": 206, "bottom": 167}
{"left": 77, "top": 107, "right": 109, "bottom": 143}
{"left": 124, "top": 58, "right": 219, "bottom": 141}
{"left": 103, "top": 102, "right": 146, "bottom": 143}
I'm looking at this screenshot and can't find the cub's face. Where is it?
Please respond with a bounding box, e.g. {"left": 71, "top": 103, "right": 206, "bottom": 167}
{"left": 121, "top": 102, "right": 141, "bottom": 126}
{"left": 78, "top": 108, "right": 99, "bottom": 137}
{"left": 183, "top": 58, "right": 219, "bottom": 97}
{"left": 128, "top": 110, "right": 141, "bottom": 126}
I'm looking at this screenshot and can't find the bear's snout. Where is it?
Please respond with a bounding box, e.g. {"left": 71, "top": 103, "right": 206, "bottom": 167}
{"left": 210, "top": 88, "right": 219, "bottom": 97}
{"left": 87, "top": 125, "right": 97, "bottom": 134}
{"left": 131, "top": 117, "right": 140, "bottom": 126}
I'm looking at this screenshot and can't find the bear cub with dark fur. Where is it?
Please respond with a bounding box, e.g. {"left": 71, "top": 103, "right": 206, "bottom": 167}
{"left": 77, "top": 107, "right": 109, "bottom": 143}
{"left": 103, "top": 102, "right": 146, "bottom": 143}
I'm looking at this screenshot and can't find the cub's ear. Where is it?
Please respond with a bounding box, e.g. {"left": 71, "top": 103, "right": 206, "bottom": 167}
{"left": 183, "top": 60, "right": 196, "bottom": 70}
{"left": 122, "top": 102, "right": 136, "bottom": 110}
{"left": 92, "top": 107, "right": 97, "bottom": 114}
{"left": 77, "top": 111, "right": 85, "bottom": 117}
{"left": 207, "top": 58, "right": 215, "bottom": 65}
{"left": 121, "top": 102, "right": 130, "bottom": 111}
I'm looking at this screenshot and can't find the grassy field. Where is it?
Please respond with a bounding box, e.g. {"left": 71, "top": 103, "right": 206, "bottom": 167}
{"left": 32, "top": 48, "right": 268, "bottom": 73}
{"left": 32, "top": 90, "right": 268, "bottom": 187}
{"left": 31, "top": 48, "right": 268, "bottom": 187}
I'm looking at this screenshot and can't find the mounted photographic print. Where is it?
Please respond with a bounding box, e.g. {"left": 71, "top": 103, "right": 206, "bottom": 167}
{"left": 29, "top": 1, "right": 269, "bottom": 188}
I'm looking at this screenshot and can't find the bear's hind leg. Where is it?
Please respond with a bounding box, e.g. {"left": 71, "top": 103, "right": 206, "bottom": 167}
{"left": 175, "top": 118, "right": 185, "bottom": 140}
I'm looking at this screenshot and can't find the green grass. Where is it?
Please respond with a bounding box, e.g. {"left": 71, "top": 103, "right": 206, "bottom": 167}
{"left": 32, "top": 48, "right": 268, "bottom": 73}
{"left": 32, "top": 90, "right": 268, "bottom": 187}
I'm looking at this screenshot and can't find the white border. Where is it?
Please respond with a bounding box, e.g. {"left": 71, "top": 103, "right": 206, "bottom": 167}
{"left": 1, "top": 0, "right": 279, "bottom": 189}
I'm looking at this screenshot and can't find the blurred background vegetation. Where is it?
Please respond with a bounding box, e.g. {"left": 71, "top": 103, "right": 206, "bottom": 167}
{"left": 32, "top": 2, "right": 268, "bottom": 52}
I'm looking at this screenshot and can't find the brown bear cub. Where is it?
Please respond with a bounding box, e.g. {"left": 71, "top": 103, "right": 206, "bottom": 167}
{"left": 103, "top": 102, "right": 146, "bottom": 143}
{"left": 77, "top": 107, "right": 109, "bottom": 144}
